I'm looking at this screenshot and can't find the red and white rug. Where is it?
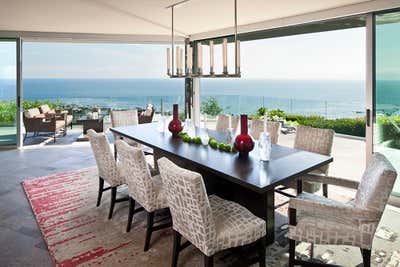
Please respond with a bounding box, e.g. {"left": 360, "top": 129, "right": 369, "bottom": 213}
{"left": 22, "top": 168, "right": 400, "bottom": 267}
{"left": 22, "top": 168, "right": 175, "bottom": 267}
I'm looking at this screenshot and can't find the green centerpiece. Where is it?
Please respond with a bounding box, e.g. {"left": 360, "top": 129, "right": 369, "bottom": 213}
{"left": 178, "top": 132, "right": 236, "bottom": 153}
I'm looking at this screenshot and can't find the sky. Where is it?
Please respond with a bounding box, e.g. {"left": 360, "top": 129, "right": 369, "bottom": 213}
{"left": 0, "top": 27, "right": 367, "bottom": 80}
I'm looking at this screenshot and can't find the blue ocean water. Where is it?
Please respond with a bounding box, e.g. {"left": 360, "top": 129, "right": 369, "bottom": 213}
{"left": 0, "top": 78, "right": 368, "bottom": 118}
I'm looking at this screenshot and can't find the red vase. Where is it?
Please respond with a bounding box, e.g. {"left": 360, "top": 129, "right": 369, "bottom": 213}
{"left": 234, "top": 115, "right": 254, "bottom": 158}
{"left": 168, "top": 104, "right": 183, "bottom": 137}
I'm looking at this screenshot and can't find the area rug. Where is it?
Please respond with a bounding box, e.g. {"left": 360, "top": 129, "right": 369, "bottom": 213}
{"left": 22, "top": 168, "right": 400, "bottom": 267}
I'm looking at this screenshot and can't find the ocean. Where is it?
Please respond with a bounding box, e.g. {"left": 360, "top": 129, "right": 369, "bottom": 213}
{"left": 0, "top": 78, "right": 368, "bottom": 118}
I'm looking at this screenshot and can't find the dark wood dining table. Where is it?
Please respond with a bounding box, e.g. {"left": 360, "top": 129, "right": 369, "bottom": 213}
{"left": 110, "top": 123, "right": 333, "bottom": 245}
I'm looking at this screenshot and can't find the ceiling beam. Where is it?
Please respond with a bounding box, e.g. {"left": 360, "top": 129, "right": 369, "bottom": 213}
{"left": 190, "top": 0, "right": 400, "bottom": 41}
{"left": 0, "top": 31, "right": 185, "bottom": 44}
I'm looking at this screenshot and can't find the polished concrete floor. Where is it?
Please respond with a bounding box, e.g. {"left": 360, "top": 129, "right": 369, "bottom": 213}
{"left": 0, "top": 141, "right": 94, "bottom": 266}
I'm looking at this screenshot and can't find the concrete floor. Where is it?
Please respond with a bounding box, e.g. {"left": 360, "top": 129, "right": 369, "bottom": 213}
{"left": 0, "top": 125, "right": 397, "bottom": 266}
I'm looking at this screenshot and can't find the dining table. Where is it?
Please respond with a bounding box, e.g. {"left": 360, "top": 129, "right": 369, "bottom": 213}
{"left": 110, "top": 123, "right": 333, "bottom": 245}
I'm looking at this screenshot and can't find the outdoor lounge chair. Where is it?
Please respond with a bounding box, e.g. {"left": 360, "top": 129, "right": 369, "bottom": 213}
{"left": 39, "top": 104, "right": 73, "bottom": 129}
{"left": 23, "top": 107, "right": 70, "bottom": 142}
{"left": 138, "top": 104, "right": 155, "bottom": 124}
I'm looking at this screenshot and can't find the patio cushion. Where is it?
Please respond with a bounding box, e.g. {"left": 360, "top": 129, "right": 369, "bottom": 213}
{"left": 39, "top": 105, "right": 52, "bottom": 114}
{"left": 24, "top": 108, "right": 41, "bottom": 118}
{"left": 144, "top": 104, "right": 153, "bottom": 116}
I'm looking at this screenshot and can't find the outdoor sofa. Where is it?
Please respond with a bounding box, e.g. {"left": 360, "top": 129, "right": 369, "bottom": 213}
{"left": 23, "top": 105, "right": 73, "bottom": 142}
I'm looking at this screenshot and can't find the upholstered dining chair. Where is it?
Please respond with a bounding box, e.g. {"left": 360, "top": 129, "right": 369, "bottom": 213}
{"left": 158, "top": 157, "right": 267, "bottom": 267}
{"left": 87, "top": 129, "right": 127, "bottom": 219}
{"left": 115, "top": 139, "right": 171, "bottom": 251}
{"left": 276, "top": 125, "right": 334, "bottom": 199}
{"left": 288, "top": 152, "right": 397, "bottom": 267}
{"left": 110, "top": 109, "right": 140, "bottom": 158}
{"left": 250, "top": 119, "right": 280, "bottom": 143}
{"left": 215, "top": 114, "right": 239, "bottom": 133}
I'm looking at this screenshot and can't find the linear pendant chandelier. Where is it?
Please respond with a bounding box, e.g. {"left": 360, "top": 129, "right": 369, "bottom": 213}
{"left": 166, "top": 0, "right": 241, "bottom": 78}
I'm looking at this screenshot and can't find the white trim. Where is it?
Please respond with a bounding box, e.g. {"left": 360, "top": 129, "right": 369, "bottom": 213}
{"left": 0, "top": 31, "right": 185, "bottom": 44}
{"left": 365, "top": 14, "right": 374, "bottom": 163}
{"left": 192, "top": 78, "right": 201, "bottom": 127}
{"left": 190, "top": 0, "right": 400, "bottom": 41}
{"left": 16, "top": 37, "right": 23, "bottom": 148}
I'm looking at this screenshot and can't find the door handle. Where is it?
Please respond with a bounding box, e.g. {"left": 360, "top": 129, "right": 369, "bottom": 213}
{"left": 366, "top": 109, "right": 371, "bottom": 127}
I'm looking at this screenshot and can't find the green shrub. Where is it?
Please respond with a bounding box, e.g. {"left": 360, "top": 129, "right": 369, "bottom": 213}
{"left": 376, "top": 115, "right": 400, "bottom": 144}
{"left": 0, "top": 101, "right": 16, "bottom": 126}
{"left": 201, "top": 97, "right": 223, "bottom": 116}
{"left": 285, "top": 114, "right": 366, "bottom": 137}
{"left": 0, "top": 99, "right": 63, "bottom": 126}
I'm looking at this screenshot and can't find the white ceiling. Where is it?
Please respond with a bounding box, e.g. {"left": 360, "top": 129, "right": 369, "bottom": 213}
{"left": 0, "top": 0, "right": 397, "bottom": 41}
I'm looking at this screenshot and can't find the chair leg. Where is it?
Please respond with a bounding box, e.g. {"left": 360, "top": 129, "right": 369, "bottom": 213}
{"left": 108, "top": 187, "right": 117, "bottom": 219}
{"left": 54, "top": 132, "right": 56, "bottom": 143}
{"left": 126, "top": 197, "right": 135, "bottom": 232}
{"left": 203, "top": 254, "right": 213, "bottom": 267}
{"left": 114, "top": 144, "right": 117, "bottom": 160}
{"left": 257, "top": 237, "right": 266, "bottom": 267}
{"left": 96, "top": 177, "right": 104, "bottom": 207}
{"left": 297, "top": 179, "right": 303, "bottom": 195}
{"left": 323, "top": 183, "right": 328, "bottom": 198}
{"left": 288, "top": 239, "right": 296, "bottom": 267}
{"left": 171, "top": 230, "right": 181, "bottom": 267}
{"left": 361, "top": 248, "right": 371, "bottom": 267}
{"left": 144, "top": 211, "right": 154, "bottom": 251}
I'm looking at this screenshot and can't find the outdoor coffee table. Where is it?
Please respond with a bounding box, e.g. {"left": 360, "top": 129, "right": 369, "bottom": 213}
{"left": 76, "top": 116, "right": 104, "bottom": 141}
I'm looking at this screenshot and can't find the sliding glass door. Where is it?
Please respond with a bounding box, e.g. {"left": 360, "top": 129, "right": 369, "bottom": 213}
{"left": 374, "top": 11, "right": 400, "bottom": 196}
{"left": 0, "top": 39, "right": 17, "bottom": 146}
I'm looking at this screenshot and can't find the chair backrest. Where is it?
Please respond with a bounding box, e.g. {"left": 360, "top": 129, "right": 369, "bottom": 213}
{"left": 294, "top": 125, "right": 334, "bottom": 174}
{"left": 87, "top": 129, "right": 119, "bottom": 185}
{"left": 39, "top": 105, "right": 52, "bottom": 114}
{"left": 24, "top": 108, "right": 41, "bottom": 118}
{"left": 110, "top": 109, "right": 138, "bottom": 128}
{"left": 215, "top": 114, "right": 229, "bottom": 132}
{"left": 144, "top": 104, "right": 154, "bottom": 116}
{"left": 158, "top": 157, "right": 216, "bottom": 253}
{"left": 231, "top": 115, "right": 239, "bottom": 134}
{"left": 355, "top": 152, "right": 397, "bottom": 213}
{"left": 115, "top": 139, "right": 157, "bottom": 211}
{"left": 250, "top": 119, "right": 280, "bottom": 143}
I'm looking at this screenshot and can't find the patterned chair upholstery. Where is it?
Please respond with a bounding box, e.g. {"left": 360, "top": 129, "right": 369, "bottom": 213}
{"left": 287, "top": 152, "right": 397, "bottom": 267}
{"left": 249, "top": 119, "right": 280, "bottom": 143}
{"left": 158, "top": 157, "right": 267, "bottom": 267}
{"left": 215, "top": 114, "right": 239, "bottom": 133}
{"left": 278, "top": 125, "right": 334, "bottom": 196}
{"left": 110, "top": 109, "right": 152, "bottom": 159}
{"left": 87, "top": 129, "right": 127, "bottom": 219}
{"left": 115, "top": 140, "right": 170, "bottom": 251}
{"left": 110, "top": 109, "right": 139, "bottom": 145}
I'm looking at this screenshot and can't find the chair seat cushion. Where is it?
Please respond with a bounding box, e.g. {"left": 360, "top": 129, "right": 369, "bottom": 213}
{"left": 207, "top": 195, "right": 266, "bottom": 255}
{"left": 288, "top": 192, "right": 376, "bottom": 249}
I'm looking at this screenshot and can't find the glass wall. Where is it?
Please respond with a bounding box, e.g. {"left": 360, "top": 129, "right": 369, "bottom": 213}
{"left": 22, "top": 43, "right": 184, "bottom": 126}
{"left": 374, "top": 11, "right": 400, "bottom": 196}
{"left": 200, "top": 27, "right": 366, "bottom": 118}
{"left": 0, "top": 40, "right": 16, "bottom": 146}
